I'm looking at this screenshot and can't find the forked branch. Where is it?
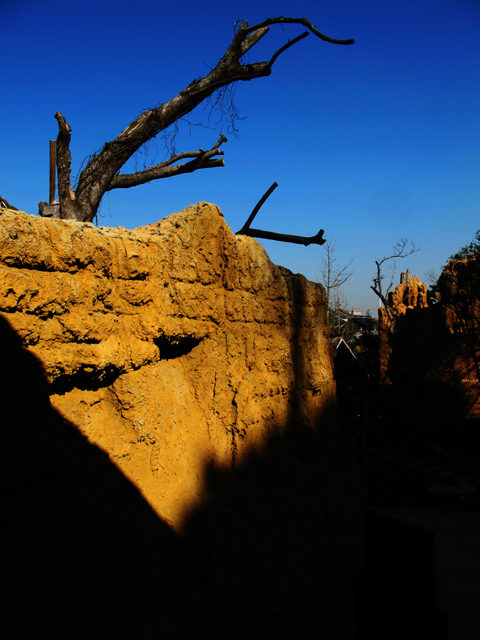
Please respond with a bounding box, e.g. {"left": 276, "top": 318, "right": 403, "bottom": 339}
{"left": 108, "top": 135, "right": 227, "bottom": 190}
{"left": 237, "top": 182, "right": 326, "bottom": 246}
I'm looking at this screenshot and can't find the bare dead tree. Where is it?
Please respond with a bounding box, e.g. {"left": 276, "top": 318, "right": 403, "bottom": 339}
{"left": 371, "top": 238, "right": 420, "bottom": 332}
{"left": 316, "top": 239, "right": 354, "bottom": 335}
{"left": 425, "top": 268, "right": 439, "bottom": 287}
{"left": 40, "top": 18, "right": 353, "bottom": 223}
{"left": 317, "top": 239, "right": 354, "bottom": 310}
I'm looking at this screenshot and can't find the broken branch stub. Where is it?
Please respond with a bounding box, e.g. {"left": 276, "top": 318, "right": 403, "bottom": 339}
{"left": 236, "top": 182, "right": 326, "bottom": 247}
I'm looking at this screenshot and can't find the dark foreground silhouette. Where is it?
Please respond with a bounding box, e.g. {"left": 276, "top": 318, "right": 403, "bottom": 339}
{"left": 1, "top": 314, "right": 365, "bottom": 639}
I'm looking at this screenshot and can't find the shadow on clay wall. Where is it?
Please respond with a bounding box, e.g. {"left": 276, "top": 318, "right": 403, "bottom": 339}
{"left": 1, "top": 313, "right": 191, "bottom": 636}
{"left": 1, "top": 289, "right": 363, "bottom": 639}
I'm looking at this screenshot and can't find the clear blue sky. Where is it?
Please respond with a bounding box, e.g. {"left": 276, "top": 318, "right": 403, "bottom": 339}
{"left": 2, "top": 0, "right": 479, "bottom": 309}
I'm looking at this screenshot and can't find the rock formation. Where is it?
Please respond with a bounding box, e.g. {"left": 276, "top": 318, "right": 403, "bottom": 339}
{"left": 0, "top": 204, "right": 364, "bottom": 638}
{"left": 388, "top": 271, "right": 429, "bottom": 315}
{"left": 378, "top": 272, "right": 429, "bottom": 380}
{"left": 378, "top": 267, "right": 479, "bottom": 427}
{"left": 436, "top": 256, "right": 480, "bottom": 419}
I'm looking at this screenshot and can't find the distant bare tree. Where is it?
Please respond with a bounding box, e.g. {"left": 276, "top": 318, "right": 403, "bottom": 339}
{"left": 316, "top": 239, "right": 354, "bottom": 336}
{"left": 40, "top": 17, "right": 354, "bottom": 223}
{"left": 371, "top": 238, "right": 420, "bottom": 332}
{"left": 425, "top": 268, "right": 439, "bottom": 286}
{"left": 318, "top": 239, "right": 354, "bottom": 309}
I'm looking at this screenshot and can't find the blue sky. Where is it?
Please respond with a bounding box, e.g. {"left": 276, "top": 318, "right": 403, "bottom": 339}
{"left": 2, "top": 0, "right": 479, "bottom": 309}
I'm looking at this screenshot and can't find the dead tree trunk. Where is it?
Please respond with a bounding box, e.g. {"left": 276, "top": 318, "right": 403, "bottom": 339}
{"left": 44, "top": 18, "right": 353, "bottom": 223}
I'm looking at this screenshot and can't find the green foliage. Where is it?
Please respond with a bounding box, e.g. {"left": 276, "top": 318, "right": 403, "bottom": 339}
{"left": 449, "top": 229, "right": 480, "bottom": 261}
{"left": 440, "top": 232, "right": 480, "bottom": 382}
{"left": 429, "top": 229, "right": 480, "bottom": 298}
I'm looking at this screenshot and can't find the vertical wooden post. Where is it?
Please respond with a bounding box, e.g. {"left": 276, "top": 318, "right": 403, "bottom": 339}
{"left": 49, "top": 140, "right": 56, "bottom": 204}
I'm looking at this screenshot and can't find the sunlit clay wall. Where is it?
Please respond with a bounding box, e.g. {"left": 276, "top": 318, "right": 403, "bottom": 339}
{"left": 1, "top": 204, "right": 365, "bottom": 638}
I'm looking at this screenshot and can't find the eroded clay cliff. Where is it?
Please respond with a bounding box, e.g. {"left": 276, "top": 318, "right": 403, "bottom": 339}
{"left": 1, "top": 204, "right": 364, "bottom": 638}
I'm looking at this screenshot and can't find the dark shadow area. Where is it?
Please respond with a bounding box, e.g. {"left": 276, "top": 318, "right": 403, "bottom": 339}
{"left": 353, "top": 306, "right": 479, "bottom": 512}
{"left": 48, "top": 363, "right": 122, "bottom": 395}
{"left": 0, "top": 314, "right": 199, "bottom": 637}
{"left": 154, "top": 333, "right": 203, "bottom": 360}
{"left": 1, "top": 309, "right": 363, "bottom": 639}
{"left": 355, "top": 509, "right": 448, "bottom": 640}
{"left": 331, "top": 337, "right": 371, "bottom": 448}
{"left": 48, "top": 333, "right": 205, "bottom": 395}
{"left": 340, "top": 302, "right": 480, "bottom": 465}
{"left": 383, "top": 305, "right": 478, "bottom": 439}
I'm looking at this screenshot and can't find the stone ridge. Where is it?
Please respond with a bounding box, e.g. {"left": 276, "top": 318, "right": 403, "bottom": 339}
{"left": 0, "top": 203, "right": 336, "bottom": 527}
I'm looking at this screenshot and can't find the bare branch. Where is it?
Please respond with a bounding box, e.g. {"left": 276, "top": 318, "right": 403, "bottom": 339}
{"left": 237, "top": 182, "right": 278, "bottom": 234}
{"left": 237, "top": 182, "right": 326, "bottom": 246}
{"left": 268, "top": 32, "right": 310, "bottom": 66}
{"left": 108, "top": 135, "right": 227, "bottom": 190}
{"left": 425, "top": 269, "right": 439, "bottom": 287}
{"left": 317, "top": 239, "right": 354, "bottom": 309}
{"left": 243, "top": 17, "right": 355, "bottom": 45}
{"left": 240, "top": 226, "right": 326, "bottom": 247}
{"left": 239, "top": 26, "right": 270, "bottom": 56}
{"left": 376, "top": 238, "right": 420, "bottom": 267}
